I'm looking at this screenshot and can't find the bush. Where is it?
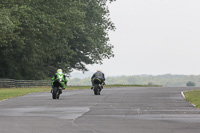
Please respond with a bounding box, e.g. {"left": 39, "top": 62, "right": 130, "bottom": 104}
{"left": 186, "top": 81, "right": 196, "bottom": 86}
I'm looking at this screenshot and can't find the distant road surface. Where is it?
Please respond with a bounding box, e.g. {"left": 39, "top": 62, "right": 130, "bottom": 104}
{"left": 0, "top": 87, "right": 200, "bottom": 133}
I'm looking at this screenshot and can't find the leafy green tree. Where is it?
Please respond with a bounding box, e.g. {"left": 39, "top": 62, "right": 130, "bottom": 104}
{"left": 0, "top": 0, "right": 115, "bottom": 79}
{"left": 68, "top": 0, "right": 115, "bottom": 71}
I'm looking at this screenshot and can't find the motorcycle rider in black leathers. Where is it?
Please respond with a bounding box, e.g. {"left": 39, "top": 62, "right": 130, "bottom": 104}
{"left": 91, "top": 69, "right": 105, "bottom": 90}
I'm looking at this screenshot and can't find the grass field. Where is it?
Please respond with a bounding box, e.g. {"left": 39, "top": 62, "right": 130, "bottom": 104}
{"left": 0, "top": 86, "right": 90, "bottom": 101}
{"left": 184, "top": 89, "right": 200, "bottom": 108}
{"left": 0, "top": 84, "right": 161, "bottom": 101}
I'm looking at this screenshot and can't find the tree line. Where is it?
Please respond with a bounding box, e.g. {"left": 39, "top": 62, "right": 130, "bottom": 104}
{"left": 68, "top": 74, "right": 200, "bottom": 87}
{"left": 0, "top": 0, "right": 116, "bottom": 79}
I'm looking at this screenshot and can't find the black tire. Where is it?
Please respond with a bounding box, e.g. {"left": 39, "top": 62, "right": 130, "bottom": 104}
{"left": 97, "top": 88, "right": 101, "bottom": 95}
{"left": 57, "top": 93, "right": 60, "bottom": 99}
{"left": 94, "top": 84, "right": 101, "bottom": 95}
{"left": 57, "top": 89, "right": 62, "bottom": 99}
{"left": 97, "top": 85, "right": 102, "bottom": 95}
{"left": 93, "top": 84, "right": 98, "bottom": 95}
{"left": 52, "top": 87, "right": 58, "bottom": 99}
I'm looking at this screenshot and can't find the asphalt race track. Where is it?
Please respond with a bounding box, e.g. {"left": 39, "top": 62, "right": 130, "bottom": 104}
{"left": 0, "top": 87, "right": 200, "bottom": 133}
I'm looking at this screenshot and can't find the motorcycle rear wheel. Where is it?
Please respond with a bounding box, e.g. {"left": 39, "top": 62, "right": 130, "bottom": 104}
{"left": 94, "top": 84, "right": 100, "bottom": 95}
{"left": 52, "top": 87, "right": 60, "bottom": 99}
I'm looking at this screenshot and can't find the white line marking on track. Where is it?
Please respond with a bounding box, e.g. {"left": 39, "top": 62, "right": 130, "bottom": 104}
{"left": 181, "top": 91, "right": 196, "bottom": 107}
{"left": 181, "top": 91, "right": 185, "bottom": 99}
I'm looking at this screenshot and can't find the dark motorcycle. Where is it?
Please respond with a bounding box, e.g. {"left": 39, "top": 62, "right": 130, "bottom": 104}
{"left": 93, "top": 79, "right": 103, "bottom": 95}
{"left": 52, "top": 79, "right": 63, "bottom": 99}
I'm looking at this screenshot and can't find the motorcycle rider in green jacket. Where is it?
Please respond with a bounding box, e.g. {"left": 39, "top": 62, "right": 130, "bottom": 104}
{"left": 51, "top": 69, "right": 68, "bottom": 90}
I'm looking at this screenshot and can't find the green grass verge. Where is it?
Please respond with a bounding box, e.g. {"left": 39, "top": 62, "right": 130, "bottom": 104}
{"left": 0, "top": 86, "right": 90, "bottom": 101}
{"left": 0, "top": 84, "right": 161, "bottom": 101}
{"left": 184, "top": 89, "right": 200, "bottom": 108}
{"left": 0, "top": 87, "right": 49, "bottom": 101}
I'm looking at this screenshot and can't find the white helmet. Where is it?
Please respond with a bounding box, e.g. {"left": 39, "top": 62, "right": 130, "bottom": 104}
{"left": 97, "top": 69, "right": 101, "bottom": 72}
{"left": 57, "top": 69, "right": 63, "bottom": 74}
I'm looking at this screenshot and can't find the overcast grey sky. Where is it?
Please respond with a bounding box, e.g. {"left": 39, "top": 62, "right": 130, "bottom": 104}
{"left": 86, "top": 0, "right": 200, "bottom": 76}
